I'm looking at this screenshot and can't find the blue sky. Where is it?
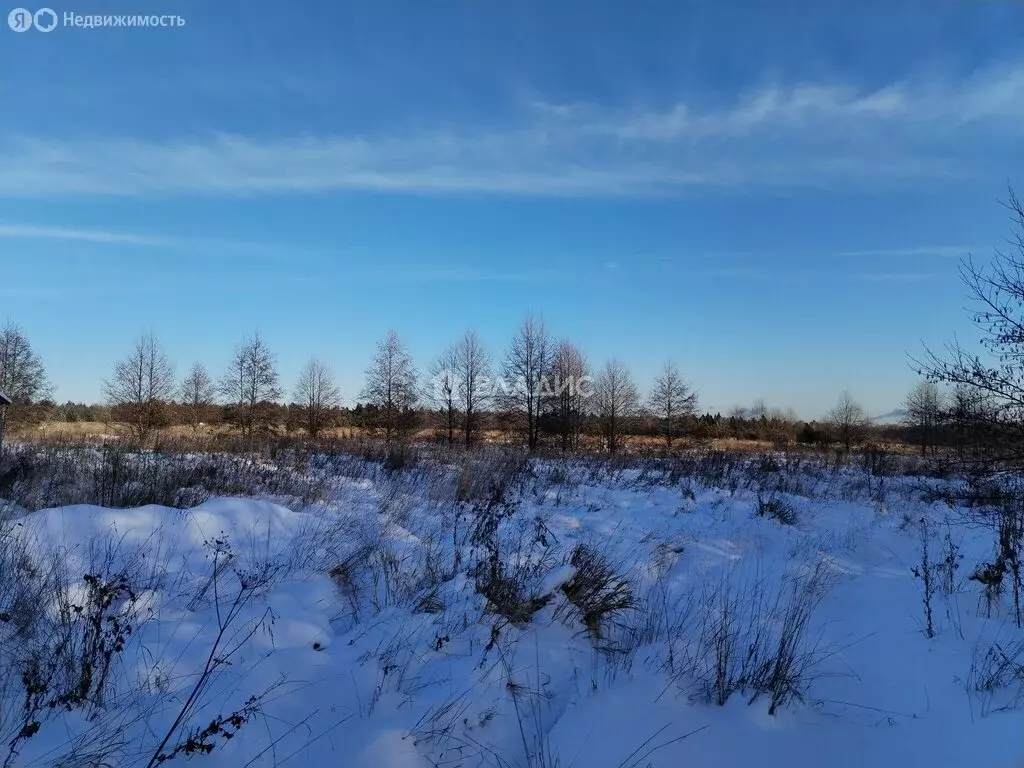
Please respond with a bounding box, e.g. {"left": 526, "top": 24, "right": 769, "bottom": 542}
{"left": 1, "top": 0, "right": 1022, "bottom": 417}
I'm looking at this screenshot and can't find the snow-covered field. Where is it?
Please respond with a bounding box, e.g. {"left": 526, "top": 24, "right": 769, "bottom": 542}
{"left": 2, "top": 449, "right": 1023, "bottom": 767}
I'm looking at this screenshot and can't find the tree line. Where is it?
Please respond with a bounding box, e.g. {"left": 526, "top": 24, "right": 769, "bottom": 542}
{"left": 0, "top": 314, "right": 936, "bottom": 454}
{"left": 6, "top": 185, "right": 1024, "bottom": 459}
{"left": 84, "top": 316, "right": 703, "bottom": 451}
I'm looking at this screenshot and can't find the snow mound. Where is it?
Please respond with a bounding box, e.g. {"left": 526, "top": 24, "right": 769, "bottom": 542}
{"left": 0, "top": 458, "right": 1022, "bottom": 767}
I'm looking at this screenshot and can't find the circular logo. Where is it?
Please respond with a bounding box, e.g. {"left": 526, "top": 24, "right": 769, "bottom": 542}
{"left": 33, "top": 8, "right": 57, "bottom": 32}
{"left": 7, "top": 8, "right": 33, "bottom": 32}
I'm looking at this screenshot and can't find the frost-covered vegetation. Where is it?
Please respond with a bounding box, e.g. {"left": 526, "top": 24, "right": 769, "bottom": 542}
{"left": 0, "top": 443, "right": 1023, "bottom": 767}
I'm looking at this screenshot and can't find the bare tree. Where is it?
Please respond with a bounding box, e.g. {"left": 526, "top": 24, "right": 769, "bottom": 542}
{"left": 0, "top": 322, "right": 51, "bottom": 403}
{"left": 902, "top": 380, "right": 947, "bottom": 456}
{"left": 180, "top": 362, "right": 216, "bottom": 435}
{"left": 750, "top": 398, "right": 769, "bottom": 422}
{"left": 426, "top": 343, "right": 459, "bottom": 445}
{"left": 727, "top": 405, "right": 747, "bottom": 423}
{"left": 361, "top": 330, "right": 418, "bottom": 442}
{"left": 647, "top": 360, "right": 698, "bottom": 449}
{"left": 293, "top": 357, "right": 341, "bottom": 439}
{"left": 594, "top": 359, "right": 640, "bottom": 454}
{"left": 453, "top": 329, "right": 492, "bottom": 447}
{"left": 763, "top": 406, "right": 799, "bottom": 445}
{"left": 828, "top": 390, "right": 869, "bottom": 452}
{"left": 915, "top": 186, "right": 1024, "bottom": 468}
{"left": 942, "top": 384, "right": 998, "bottom": 460}
{"left": 0, "top": 322, "right": 53, "bottom": 430}
{"left": 219, "top": 332, "right": 282, "bottom": 442}
{"left": 501, "top": 313, "right": 552, "bottom": 450}
{"left": 104, "top": 331, "right": 176, "bottom": 444}
{"left": 547, "top": 340, "right": 590, "bottom": 451}
{"left": 912, "top": 190, "right": 1024, "bottom": 626}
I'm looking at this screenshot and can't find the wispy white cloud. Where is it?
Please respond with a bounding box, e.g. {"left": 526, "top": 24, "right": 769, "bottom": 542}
{"left": 0, "top": 61, "right": 1019, "bottom": 198}
{"left": 852, "top": 272, "right": 935, "bottom": 283}
{"left": 559, "top": 62, "right": 1024, "bottom": 142}
{"left": 0, "top": 224, "right": 172, "bottom": 246}
{"left": 699, "top": 266, "right": 939, "bottom": 285}
{"left": 0, "top": 222, "right": 971, "bottom": 289}
{"left": 359, "top": 264, "right": 562, "bottom": 283}
{"left": 0, "top": 222, "right": 563, "bottom": 283}
{"left": 0, "top": 223, "right": 324, "bottom": 259}
{"left": 838, "top": 245, "right": 979, "bottom": 259}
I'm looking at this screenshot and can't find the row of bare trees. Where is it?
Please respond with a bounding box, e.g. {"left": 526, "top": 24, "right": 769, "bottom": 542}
{"left": 102, "top": 331, "right": 340, "bottom": 445}
{"left": 2, "top": 312, "right": 890, "bottom": 454}
{"left": 0, "top": 311, "right": 986, "bottom": 456}
{"left": 0, "top": 312, "right": 701, "bottom": 451}
{"left": 16, "top": 292, "right": 999, "bottom": 460}
{"left": 360, "top": 316, "right": 698, "bottom": 452}
{"left": 825, "top": 382, "right": 990, "bottom": 457}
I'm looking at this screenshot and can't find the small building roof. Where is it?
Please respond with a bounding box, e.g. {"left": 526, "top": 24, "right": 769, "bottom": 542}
{"left": 0, "top": 391, "right": 11, "bottom": 406}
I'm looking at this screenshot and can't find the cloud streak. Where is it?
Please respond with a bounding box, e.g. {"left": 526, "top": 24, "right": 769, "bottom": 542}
{"left": 0, "top": 223, "right": 566, "bottom": 284}
{"left": 839, "top": 245, "right": 979, "bottom": 259}
{"left": 1, "top": 62, "right": 1019, "bottom": 199}
{"left": 558, "top": 61, "right": 1024, "bottom": 142}
{"left": 0, "top": 224, "right": 330, "bottom": 260}
{"left": 700, "top": 266, "right": 939, "bottom": 285}
{"left": 0, "top": 224, "right": 172, "bottom": 246}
